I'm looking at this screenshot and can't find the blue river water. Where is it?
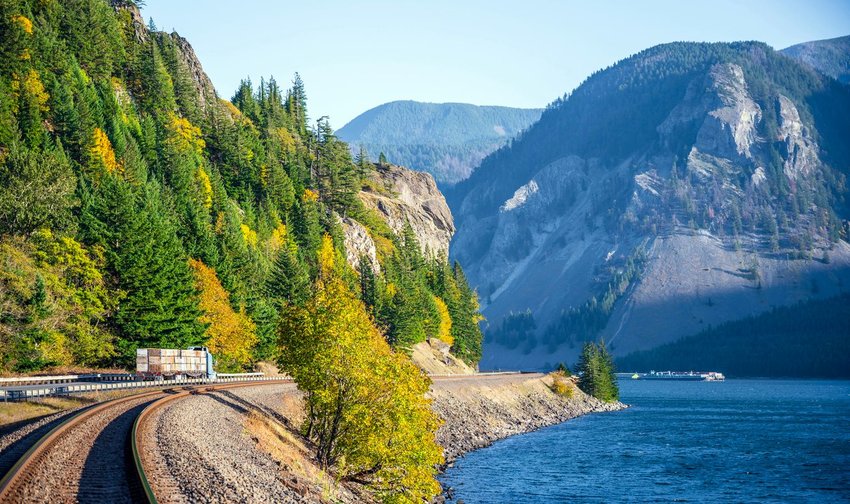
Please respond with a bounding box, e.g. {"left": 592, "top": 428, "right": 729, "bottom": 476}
{"left": 439, "top": 379, "right": 850, "bottom": 503}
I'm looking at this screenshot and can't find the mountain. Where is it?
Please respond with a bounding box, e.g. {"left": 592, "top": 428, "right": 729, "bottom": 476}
{"left": 336, "top": 101, "right": 542, "bottom": 186}
{"left": 450, "top": 41, "right": 850, "bottom": 375}
{"left": 782, "top": 35, "right": 850, "bottom": 84}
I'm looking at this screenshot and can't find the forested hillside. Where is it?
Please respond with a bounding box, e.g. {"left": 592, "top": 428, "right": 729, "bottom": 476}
{"left": 0, "top": 0, "right": 482, "bottom": 375}
{"left": 337, "top": 100, "right": 541, "bottom": 186}
{"left": 782, "top": 35, "right": 850, "bottom": 84}
{"left": 617, "top": 294, "right": 850, "bottom": 378}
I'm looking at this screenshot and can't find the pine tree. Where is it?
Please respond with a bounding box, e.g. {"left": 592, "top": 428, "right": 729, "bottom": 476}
{"left": 114, "top": 183, "right": 206, "bottom": 359}
{"left": 577, "top": 341, "right": 618, "bottom": 402}
{"left": 0, "top": 142, "right": 77, "bottom": 235}
{"left": 358, "top": 255, "right": 381, "bottom": 317}
{"left": 355, "top": 144, "right": 371, "bottom": 177}
{"left": 266, "top": 236, "right": 311, "bottom": 306}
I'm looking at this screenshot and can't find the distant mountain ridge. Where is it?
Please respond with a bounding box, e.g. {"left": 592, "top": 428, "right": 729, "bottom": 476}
{"left": 449, "top": 40, "right": 850, "bottom": 375}
{"left": 336, "top": 101, "right": 542, "bottom": 186}
{"left": 782, "top": 35, "right": 850, "bottom": 84}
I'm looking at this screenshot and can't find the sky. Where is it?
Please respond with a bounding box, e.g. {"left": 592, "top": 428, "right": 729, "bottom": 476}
{"left": 141, "top": 0, "right": 850, "bottom": 128}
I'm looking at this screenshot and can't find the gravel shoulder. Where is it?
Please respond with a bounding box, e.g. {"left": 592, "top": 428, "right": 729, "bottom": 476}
{"left": 146, "top": 383, "right": 370, "bottom": 504}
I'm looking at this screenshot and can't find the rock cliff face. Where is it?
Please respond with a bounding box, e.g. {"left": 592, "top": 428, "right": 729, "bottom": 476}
{"left": 160, "top": 32, "right": 219, "bottom": 111}
{"left": 113, "top": 2, "right": 218, "bottom": 111}
{"left": 338, "top": 216, "right": 379, "bottom": 272}
{"left": 450, "top": 41, "right": 850, "bottom": 370}
{"left": 360, "top": 164, "right": 455, "bottom": 258}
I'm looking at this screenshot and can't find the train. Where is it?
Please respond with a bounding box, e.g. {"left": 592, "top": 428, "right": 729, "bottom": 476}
{"left": 135, "top": 347, "right": 216, "bottom": 380}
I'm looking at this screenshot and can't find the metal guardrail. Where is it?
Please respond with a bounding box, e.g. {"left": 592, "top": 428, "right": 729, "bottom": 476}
{"left": 0, "top": 374, "right": 286, "bottom": 401}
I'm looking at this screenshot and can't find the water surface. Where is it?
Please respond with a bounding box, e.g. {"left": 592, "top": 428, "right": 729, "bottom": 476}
{"left": 440, "top": 379, "right": 850, "bottom": 503}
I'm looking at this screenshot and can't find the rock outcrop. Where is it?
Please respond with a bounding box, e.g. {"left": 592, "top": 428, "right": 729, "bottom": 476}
{"left": 161, "top": 32, "right": 219, "bottom": 111}
{"left": 360, "top": 164, "right": 455, "bottom": 257}
{"left": 338, "top": 216, "right": 379, "bottom": 272}
{"left": 112, "top": 2, "right": 218, "bottom": 111}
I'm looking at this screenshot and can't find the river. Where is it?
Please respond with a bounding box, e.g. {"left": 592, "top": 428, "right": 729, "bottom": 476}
{"left": 439, "top": 379, "right": 850, "bottom": 503}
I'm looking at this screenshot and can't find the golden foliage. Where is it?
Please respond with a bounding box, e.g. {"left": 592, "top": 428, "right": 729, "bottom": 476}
{"left": 240, "top": 223, "right": 258, "bottom": 247}
{"left": 166, "top": 113, "right": 205, "bottom": 155}
{"left": 302, "top": 188, "right": 319, "bottom": 202}
{"left": 268, "top": 223, "right": 287, "bottom": 253}
{"left": 434, "top": 296, "right": 453, "bottom": 346}
{"left": 549, "top": 371, "right": 575, "bottom": 398}
{"left": 220, "top": 99, "right": 248, "bottom": 123}
{"left": 11, "top": 69, "right": 49, "bottom": 113}
{"left": 279, "top": 236, "right": 443, "bottom": 503}
{"left": 90, "top": 128, "right": 121, "bottom": 174}
{"left": 196, "top": 167, "right": 213, "bottom": 209}
{"left": 272, "top": 127, "right": 297, "bottom": 154}
{"left": 0, "top": 232, "right": 117, "bottom": 371}
{"left": 12, "top": 14, "right": 33, "bottom": 34}
{"left": 189, "top": 258, "right": 257, "bottom": 371}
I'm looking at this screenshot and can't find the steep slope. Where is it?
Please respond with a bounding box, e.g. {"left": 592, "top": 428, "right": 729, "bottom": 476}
{"left": 336, "top": 101, "right": 542, "bottom": 186}
{"left": 0, "top": 0, "right": 483, "bottom": 375}
{"left": 450, "top": 41, "right": 850, "bottom": 372}
{"left": 782, "top": 35, "right": 850, "bottom": 84}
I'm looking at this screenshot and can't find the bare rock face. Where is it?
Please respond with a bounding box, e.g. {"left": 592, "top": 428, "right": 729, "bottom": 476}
{"left": 112, "top": 2, "right": 218, "bottom": 112}
{"left": 338, "top": 216, "right": 378, "bottom": 272}
{"left": 111, "top": 1, "right": 146, "bottom": 43}
{"left": 164, "top": 32, "right": 219, "bottom": 111}
{"left": 776, "top": 94, "right": 819, "bottom": 180}
{"left": 360, "top": 164, "right": 455, "bottom": 257}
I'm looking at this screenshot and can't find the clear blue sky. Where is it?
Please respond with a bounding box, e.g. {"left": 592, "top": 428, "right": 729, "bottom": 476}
{"left": 141, "top": 0, "right": 850, "bottom": 128}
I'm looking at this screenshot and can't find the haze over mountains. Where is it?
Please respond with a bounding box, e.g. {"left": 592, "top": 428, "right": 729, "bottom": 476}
{"left": 336, "top": 101, "right": 542, "bottom": 186}
{"left": 781, "top": 35, "right": 850, "bottom": 84}
{"left": 446, "top": 39, "right": 850, "bottom": 374}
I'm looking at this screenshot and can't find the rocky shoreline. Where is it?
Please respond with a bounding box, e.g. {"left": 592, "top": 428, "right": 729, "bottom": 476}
{"left": 429, "top": 373, "right": 627, "bottom": 463}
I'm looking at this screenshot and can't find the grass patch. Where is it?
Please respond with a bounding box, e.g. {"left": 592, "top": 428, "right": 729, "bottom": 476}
{"left": 0, "top": 396, "right": 88, "bottom": 427}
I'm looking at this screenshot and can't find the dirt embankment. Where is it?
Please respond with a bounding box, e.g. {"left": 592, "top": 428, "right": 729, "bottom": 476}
{"left": 429, "top": 373, "right": 626, "bottom": 462}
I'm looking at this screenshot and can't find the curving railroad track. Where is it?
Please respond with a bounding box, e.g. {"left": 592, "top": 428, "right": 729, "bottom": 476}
{"left": 0, "top": 373, "right": 524, "bottom": 503}
{"left": 0, "top": 380, "right": 291, "bottom": 504}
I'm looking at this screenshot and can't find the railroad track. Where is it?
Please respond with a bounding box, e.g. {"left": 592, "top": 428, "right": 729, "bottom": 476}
{"left": 0, "top": 380, "right": 291, "bottom": 504}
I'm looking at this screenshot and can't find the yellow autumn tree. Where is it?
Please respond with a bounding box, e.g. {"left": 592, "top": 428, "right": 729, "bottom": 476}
{"left": 11, "top": 68, "right": 49, "bottom": 114}
{"left": 166, "top": 113, "right": 205, "bottom": 156}
{"left": 90, "top": 128, "right": 121, "bottom": 174}
{"left": 434, "top": 295, "right": 453, "bottom": 346}
{"left": 189, "top": 258, "right": 257, "bottom": 371}
{"left": 196, "top": 166, "right": 213, "bottom": 209}
{"left": 12, "top": 14, "right": 33, "bottom": 35}
{"left": 278, "top": 235, "right": 443, "bottom": 503}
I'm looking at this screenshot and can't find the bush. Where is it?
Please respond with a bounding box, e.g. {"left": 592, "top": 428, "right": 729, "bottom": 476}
{"left": 549, "top": 371, "right": 575, "bottom": 398}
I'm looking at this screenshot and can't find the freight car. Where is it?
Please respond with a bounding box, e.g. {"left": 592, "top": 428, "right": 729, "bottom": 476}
{"left": 136, "top": 347, "right": 216, "bottom": 380}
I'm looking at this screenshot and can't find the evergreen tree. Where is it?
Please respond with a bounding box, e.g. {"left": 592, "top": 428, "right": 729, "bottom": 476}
{"left": 114, "top": 184, "right": 206, "bottom": 359}
{"left": 576, "top": 341, "right": 618, "bottom": 402}
{"left": 266, "top": 236, "right": 311, "bottom": 306}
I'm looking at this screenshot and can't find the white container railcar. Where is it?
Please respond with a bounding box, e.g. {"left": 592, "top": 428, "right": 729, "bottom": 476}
{"left": 136, "top": 347, "right": 216, "bottom": 380}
